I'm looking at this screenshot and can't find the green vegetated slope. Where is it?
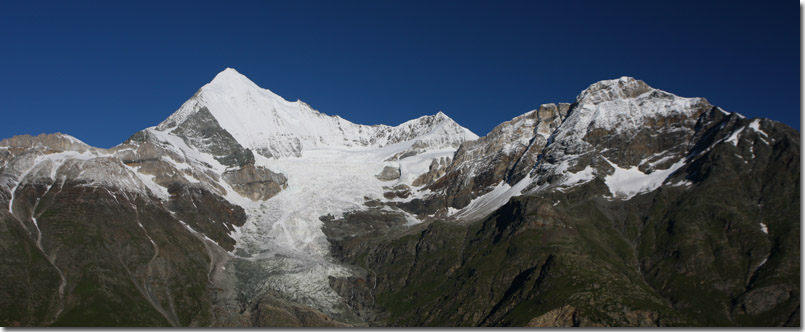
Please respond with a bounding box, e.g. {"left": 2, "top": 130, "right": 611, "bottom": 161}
{"left": 0, "top": 180, "right": 218, "bottom": 327}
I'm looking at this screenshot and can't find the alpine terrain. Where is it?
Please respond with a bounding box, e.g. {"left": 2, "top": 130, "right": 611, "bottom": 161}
{"left": 0, "top": 68, "right": 799, "bottom": 327}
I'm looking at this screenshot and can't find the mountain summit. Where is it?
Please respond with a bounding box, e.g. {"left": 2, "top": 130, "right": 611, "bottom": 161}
{"left": 156, "top": 68, "right": 477, "bottom": 159}
{"left": 575, "top": 76, "right": 653, "bottom": 104}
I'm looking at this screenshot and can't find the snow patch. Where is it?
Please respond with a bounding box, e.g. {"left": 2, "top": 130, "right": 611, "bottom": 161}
{"left": 562, "top": 165, "right": 596, "bottom": 186}
{"left": 725, "top": 127, "right": 744, "bottom": 146}
{"left": 603, "top": 158, "right": 686, "bottom": 199}
{"left": 668, "top": 180, "right": 693, "bottom": 188}
{"left": 748, "top": 119, "right": 770, "bottom": 145}
{"left": 452, "top": 176, "right": 533, "bottom": 221}
{"left": 122, "top": 163, "right": 170, "bottom": 200}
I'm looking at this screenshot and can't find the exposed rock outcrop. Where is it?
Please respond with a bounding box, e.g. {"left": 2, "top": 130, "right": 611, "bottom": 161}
{"left": 375, "top": 166, "right": 400, "bottom": 182}
{"left": 426, "top": 102, "right": 569, "bottom": 210}
{"left": 222, "top": 164, "right": 287, "bottom": 201}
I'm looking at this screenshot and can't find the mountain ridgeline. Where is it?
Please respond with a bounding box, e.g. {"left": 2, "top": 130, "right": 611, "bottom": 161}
{"left": 0, "top": 69, "right": 798, "bottom": 327}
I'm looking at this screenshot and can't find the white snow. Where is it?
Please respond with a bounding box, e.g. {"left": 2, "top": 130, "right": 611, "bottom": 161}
{"left": 602, "top": 157, "right": 686, "bottom": 199}
{"left": 716, "top": 107, "right": 745, "bottom": 119}
{"left": 725, "top": 127, "right": 745, "bottom": 146}
{"left": 643, "top": 154, "right": 676, "bottom": 168}
{"left": 451, "top": 176, "right": 533, "bottom": 221}
{"left": 748, "top": 119, "right": 771, "bottom": 145}
{"left": 757, "top": 257, "right": 768, "bottom": 268}
{"left": 121, "top": 163, "right": 170, "bottom": 199}
{"left": 563, "top": 77, "right": 708, "bottom": 136}
{"left": 668, "top": 179, "right": 693, "bottom": 188}
{"left": 177, "top": 219, "right": 219, "bottom": 245}
{"left": 759, "top": 222, "right": 768, "bottom": 234}
{"left": 141, "top": 74, "right": 480, "bottom": 313}
{"left": 145, "top": 127, "right": 228, "bottom": 173}
{"left": 562, "top": 165, "right": 596, "bottom": 186}
{"left": 232, "top": 140, "right": 451, "bottom": 258}
{"left": 396, "top": 148, "right": 455, "bottom": 184}
{"left": 5, "top": 150, "right": 124, "bottom": 215}
{"left": 157, "top": 68, "right": 477, "bottom": 159}
{"left": 6, "top": 155, "right": 41, "bottom": 215}
{"left": 748, "top": 119, "right": 766, "bottom": 136}
{"left": 530, "top": 76, "right": 708, "bottom": 199}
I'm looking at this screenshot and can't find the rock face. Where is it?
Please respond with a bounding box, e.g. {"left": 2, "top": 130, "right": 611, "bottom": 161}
{"left": 0, "top": 71, "right": 798, "bottom": 327}
{"left": 426, "top": 103, "right": 570, "bottom": 209}
{"left": 222, "top": 165, "right": 287, "bottom": 201}
{"left": 165, "top": 106, "right": 255, "bottom": 167}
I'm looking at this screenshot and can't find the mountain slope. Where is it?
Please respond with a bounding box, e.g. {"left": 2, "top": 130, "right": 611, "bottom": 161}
{"left": 0, "top": 69, "right": 479, "bottom": 326}
{"left": 0, "top": 70, "right": 798, "bottom": 327}
{"left": 327, "top": 78, "right": 800, "bottom": 327}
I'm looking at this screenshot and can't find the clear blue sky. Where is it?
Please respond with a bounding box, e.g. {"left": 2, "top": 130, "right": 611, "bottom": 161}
{"left": 1, "top": 0, "right": 799, "bottom": 148}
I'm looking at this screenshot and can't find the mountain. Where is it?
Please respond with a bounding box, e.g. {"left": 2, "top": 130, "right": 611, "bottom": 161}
{"left": 0, "top": 70, "right": 798, "bottom": 327}
{"left": 157, "top": 68, "right": 476, "bottom": 161}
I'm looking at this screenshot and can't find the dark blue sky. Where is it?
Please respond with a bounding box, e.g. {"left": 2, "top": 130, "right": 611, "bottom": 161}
{"left": 1, "top": 0, "right": 799, "bottom": 148}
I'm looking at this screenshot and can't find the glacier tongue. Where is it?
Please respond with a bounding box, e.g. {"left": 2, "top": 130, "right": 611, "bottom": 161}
{"left": 221, "top": 137, "right": 461, "bottom": 315}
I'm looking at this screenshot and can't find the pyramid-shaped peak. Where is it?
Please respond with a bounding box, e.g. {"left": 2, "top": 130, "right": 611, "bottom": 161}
{"left": 199, "top": 67, "right": 293, "bottom": 107}
{"left": 428, "top": 111, "right": 463, "bottom": 125}
{"left": 576, "top": 76, "right": 654, "bottom": 105}
{"left": 404, "top": 111, "right": 462, "bottom": 129}
{"left": 213, "top": 67, "right": 245, "bottom": 80}
{"left": 434, "top": 111, "right": 452, "bottom": 121}
{"left": 207, "top": 67, "right": 261, "bottom": 90}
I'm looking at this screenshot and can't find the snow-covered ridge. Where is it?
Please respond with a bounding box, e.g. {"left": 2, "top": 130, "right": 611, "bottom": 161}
{"left": 573, "top": 76, "right": 711, "bottom": 129}
{"left": 443, "top": 77, "right": 732, "bottom": 219}
{"left": 157, "top": 68, "right": 478, "bottom": 159}
{"left": 551, "top": 77, "right": 712, "bottom": 153}
{"left": 575, "top": 76, "right": 653, "bottom": 105}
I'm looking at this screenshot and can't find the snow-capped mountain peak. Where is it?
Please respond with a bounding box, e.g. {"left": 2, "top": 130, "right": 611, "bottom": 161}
{"left": 561, "top": 77, "right": 711, "bottom": 137}
{"left": 208, "top": 67, "right": 260, "bottom": 88}
{"left": 154, "top": 68, "right": 477, "bottom": 159}
{"left": 575, "top": 76, "right": 653, "bottom": 105}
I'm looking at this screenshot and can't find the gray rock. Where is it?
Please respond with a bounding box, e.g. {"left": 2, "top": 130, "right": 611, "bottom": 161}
{"left": 168, "top": 106, "right": 255, "bottom": 167}
{"left": 222, "top": 165, "right": 287, "bottom": 201}
{"left": 375, "top": 166, "right": 400, "bottom": 181}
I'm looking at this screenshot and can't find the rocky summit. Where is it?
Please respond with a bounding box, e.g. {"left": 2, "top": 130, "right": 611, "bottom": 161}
{"left": 0, "top": 69, "right": 798, "bottom": 327}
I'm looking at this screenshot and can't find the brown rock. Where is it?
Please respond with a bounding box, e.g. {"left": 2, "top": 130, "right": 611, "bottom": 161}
{"left": 222, "top": 164, "right": 287, "bottom": 200}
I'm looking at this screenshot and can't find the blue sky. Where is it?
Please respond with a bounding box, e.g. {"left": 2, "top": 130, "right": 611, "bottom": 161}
{"left": 0, "top": 0, "right": 799, "bottom": 148}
